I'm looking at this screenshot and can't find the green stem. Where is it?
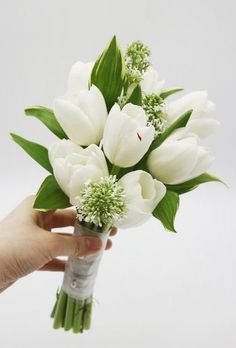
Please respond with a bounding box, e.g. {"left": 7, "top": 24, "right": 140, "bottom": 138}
{"left": 83, "top": 297, "right": 93, "bottom": 330}
{"left": 73, "top": 300, "right": 84, "bottom": 333}
{"left": 110, "top": 165, "right": 120, "bottom": 176}
{"left": 64, "top": 296, "right": 75, "bottom": 331}
{"left": 50, "top": 298, "right": 58, "bottom": 318}
{"left": 53, "top": 289, "right": 67, "bottom": 329}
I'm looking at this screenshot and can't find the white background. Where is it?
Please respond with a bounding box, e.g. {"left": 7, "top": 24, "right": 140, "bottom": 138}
{"left": 0, "top": 0, "right": 235, "bottom": 347}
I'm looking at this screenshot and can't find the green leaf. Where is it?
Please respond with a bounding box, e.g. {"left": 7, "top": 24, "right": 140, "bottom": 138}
{"left": 10, "top": 133, "right": 53, "bottom": 173}
{"left": 25, "top": 106, "right": 68, "bottom": 139}
{"left": 90, "top": 36, "right": 125, "bottom": 111}
{"left": 126, "top": 84, "right": 142, "bottom": 106}
{"left": 33, "top": 175, "right": 71, "bottom": 211}
{"left": 149, "top": 109, "right": 193, "bottom": 152}
{"left": 160, "top": 88, "right": 184, "bottom": 100}
{"left": 166, "top": 173, "right": 224, "bottom": 194}
{"left": 153, "top": 191, "right": 179, "bottom": 232}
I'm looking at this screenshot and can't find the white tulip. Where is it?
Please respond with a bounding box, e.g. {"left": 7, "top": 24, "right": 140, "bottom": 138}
{"left": 116, "top": 170, "right": 166, "bottom": 228}
{"left": 165, "top": 91, "right": 220, "bottom": 138}
{"left": 67, "top": 61, "right": 94, "bottom": 93}
{"left": 48, "top": 140, "right": 109, "bottom": 205}
{"left": 147, "top": 129, "right": 214, "bottom": 185}
{"left": 141, "top": 66, "right": 165, "bottom": 95}
{"left": 103, "top": 103, "right": 155, "bottom": 168}
{"left": 54, "top": 85, "right": 107, "bottom": 146}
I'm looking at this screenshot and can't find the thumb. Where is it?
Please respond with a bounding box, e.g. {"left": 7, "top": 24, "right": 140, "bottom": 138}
{"left": 50, "top": 234, "right": 102, "bottom": 258}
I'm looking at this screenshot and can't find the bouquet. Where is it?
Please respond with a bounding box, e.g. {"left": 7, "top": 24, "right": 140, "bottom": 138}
{"left": 11, "top": 36, "right": 221, "bottom": 333}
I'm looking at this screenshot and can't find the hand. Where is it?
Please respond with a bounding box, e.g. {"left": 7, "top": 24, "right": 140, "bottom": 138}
{"left": 0, "top": 196, "right": 117, "bottom": 293}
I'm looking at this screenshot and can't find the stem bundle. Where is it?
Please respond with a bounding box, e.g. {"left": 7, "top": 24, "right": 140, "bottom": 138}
{"left": 51, "top": 289, "right": 93, "bottom": 333}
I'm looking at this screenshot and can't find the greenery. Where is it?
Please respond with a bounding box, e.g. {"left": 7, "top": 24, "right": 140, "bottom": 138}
{"left": 33, "top": 175, "right": 70, "bottom": 210}
{"left": 90, "top": 36, "right": 125, "bottom": 111}
{"left": 153, "top": 191, "right": 180, "bottom": 232}
{"left": 25, "top": 106, "right": 68, "bottom": 139}
{"left": 10, "top": 133, "right": 53, "bottom": 173}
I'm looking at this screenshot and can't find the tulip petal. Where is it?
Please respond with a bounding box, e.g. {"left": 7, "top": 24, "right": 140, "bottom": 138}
{"left": 114, "top": 125, "right": 155, "bottom": 167}
{"left": 147, "top": 138, "right": 199, "bottom": 184}
{"left": 48, "top": 139, "right": 82, "bottom": 164}
{"left": 68, "top": 61, "right": 94, "bottom": 93}
{"left": 187, "top": 118, "right": 220, "bottom": 138}
{"left": 54, "top": 97, "right": 96, "bottom": 145}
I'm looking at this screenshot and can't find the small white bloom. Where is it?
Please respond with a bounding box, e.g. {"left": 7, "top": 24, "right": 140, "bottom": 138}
{"left": 48, "top": 140, "right": 108, "bottom": 205}
{"left": 141, "top": 66, "right": 165, "bottom": 95}
{"left": 67, "top": 61, "right": 94, "bottom": 93}
{"left": 165, "top": 91, "right": 220, "bottom": 138}
{"left": 116, "top": 170, "right": 166, "bottom": 228}
{"left": 147, "top": 128, "right": 214, "bottom": 185}
{"left": 54, "top": 85, "right": 107, "bottom": 146}
{"left": 103, "top": 103, "right": 155, "bottom": 167}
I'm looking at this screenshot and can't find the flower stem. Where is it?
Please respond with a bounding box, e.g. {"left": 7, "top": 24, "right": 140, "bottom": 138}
{"left": 73, "top": 300, "right": 84, "bottom": 333}
{"left": 64, "top": 296, "right": 75, "bottom": 331}
{"left": 50, "top": 298, "right": 58, "bottom": 318}
{"left": 110, "top": 165, "right": 120, "bottom": 176}
{"left": 83, "top": 297, "right": 93, "bottom": 330}
{"left": 53, "top": 289, "right": 67, "bottom": 329}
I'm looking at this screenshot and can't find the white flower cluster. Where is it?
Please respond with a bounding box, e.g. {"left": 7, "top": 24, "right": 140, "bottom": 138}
{"left": 48, "top": 40, "right": 219, "bottom": 229}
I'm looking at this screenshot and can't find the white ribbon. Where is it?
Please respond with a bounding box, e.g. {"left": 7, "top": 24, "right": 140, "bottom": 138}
{"left": 62, "top": 222, "right": 109, "bottom": 300}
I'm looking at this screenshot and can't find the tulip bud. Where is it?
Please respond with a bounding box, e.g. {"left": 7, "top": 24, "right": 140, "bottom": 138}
{"left": 166, "top": 91, "right": 220, "bottom": 138}
{"left": 147, "top": 129, "right": 214, "bottom": 185}
{"left": 141, "top": 66, "right": 165, "bottom": 95}
{"left": 48, "top": 140, "right": 109, "bottom": 204}
{"left": 67, "top": 61, "right": 94, "bottom": 93}
{"left": 54, "top": 85, "right": 107, "bottom": 146}
{"left": 102, "top": 103, "right": 155, "bottom": 168}
{"left": 116, "top": 170, "right": 166, "bottom": 228}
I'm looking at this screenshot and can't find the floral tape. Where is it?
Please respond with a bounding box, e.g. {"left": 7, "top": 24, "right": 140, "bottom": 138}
{"left": 62, "top": 222, "right": 109, "bottom": 301}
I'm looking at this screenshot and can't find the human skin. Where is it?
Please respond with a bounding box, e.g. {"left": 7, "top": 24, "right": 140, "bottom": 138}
{"left": 0, "top": 196, "right": 116, "bottom": 293}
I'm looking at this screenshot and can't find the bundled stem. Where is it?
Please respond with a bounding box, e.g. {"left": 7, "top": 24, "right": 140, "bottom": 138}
{"left": 52, "top": 289, "right": 93, "bottom": 333}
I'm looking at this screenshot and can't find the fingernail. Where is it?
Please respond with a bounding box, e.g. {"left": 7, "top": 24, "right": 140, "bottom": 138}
{"left": 85, "top": 237, "right": 101, "bottom": 251}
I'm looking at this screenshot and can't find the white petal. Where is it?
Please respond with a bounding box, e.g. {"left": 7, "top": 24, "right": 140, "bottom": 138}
{"left": 113, "top": 125, "right": 155, "bottom": 167}
{"left": 54, "top": 97, "right": 96, "bottom": 145}
{"left": 52, "top": 158, "right": 70, "bottom": 196}
{"left": 122, "top": 103, "right": 147, "bottom": 126}
{"left": 69, "top": 165, "right": 104, "bottom": 205}
{"left": 48, "top": 139, "right": 82, "bottom": 164}
{"left": 116, "top": 207, "right": 151, "bottom": 229}
{"left": 189, "top": 147, "right": 214, "bottom": 179}
{"left": 68, "top": 61, "right": 94, "bottom": 93}
{"left": 147, "top": 137, "right": 199, "bottom": 184}
{"left": 187, "top": 118, "right": 220, "bottom": 138}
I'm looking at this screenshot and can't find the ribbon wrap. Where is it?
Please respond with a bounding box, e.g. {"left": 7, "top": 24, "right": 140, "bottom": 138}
{"left": 62, "top": 222, "right": 109, "bottom": 300}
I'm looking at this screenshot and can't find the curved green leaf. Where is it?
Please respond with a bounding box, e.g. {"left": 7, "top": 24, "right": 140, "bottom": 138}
{"left": 149, "top": 109, "right": 193, "bottom": 151}
{"left": 126, "top": 84, "right": 142, "bottom": 106}
{"left": 25, "top": 106, "right": 68, "bottom": 139}
{"left": 160, "top": 88, "right": 183, "bottom": 100}
{"left": 166, "top": 173, "right": 224, "bottom": 194}
{"left": 90, "top": 36, "right": 125, "bottom": 111}
{"left": 153, "top": 191, "right": 179, "bottom": 232}
{"left": 34, "top": 175, "right": 70, "bottom": 211}
{"left": 10, "top": 133, "right": 53, "bottom": 173}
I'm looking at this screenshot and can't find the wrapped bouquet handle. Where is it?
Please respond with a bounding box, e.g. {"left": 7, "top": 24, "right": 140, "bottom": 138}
{"left": 51, "top": 222, "right": 109, "bottom": 332}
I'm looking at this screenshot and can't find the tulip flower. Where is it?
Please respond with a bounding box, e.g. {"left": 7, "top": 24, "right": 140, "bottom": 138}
{"left": 147, "top": 129, "right": 214, "bottom": 185}
{"left": 102, "top": 103, "right": 155, "bottom": 168}
{"left": 54, "top": 85, "right": 107, "bottom": 146}
{"left": 165, "top": 91, "right": 220, "bottom": 138}
{"left": 48, "top": 140, "right": 108, "bottom": 204}
{"left": 141, "top": 66, "right": 165, "bottom": 95}
{"left": 116, "top": 170, "right": 166, "bottom": 228}
{"left": 67, "top": 61, "right": 94, "bottom": 93}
